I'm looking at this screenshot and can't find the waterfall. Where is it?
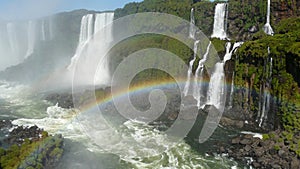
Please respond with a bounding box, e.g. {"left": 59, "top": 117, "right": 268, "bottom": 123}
{"left": 228, "top": 72, "right": 235, "bottom": 108}
{"left": 258, "top": 48, "right": 273, "bottom": 127}
{"left": 189, "top": 8, "right": 196, "bottom": 39}
{"left": 206, "top": 42, "right": 242, "bottom": 110}
{"left": 193, "top": 42, "right": 211, "bottom": 108}
{"left": 259, "top": 85, "right": 268, "bottom": 127}
{"left": 79, "top": 14, "right": 94, "bottom": 43}
{"left": 49, "top": 17, "right": 54, "bottom": 40}
{"left": 184, "top": 8, "right": 198, "bottom": 96}
{"left": 206, "top": 62, "right": 225, "bottom": 110}
{"left": 68, "top": 13, "right": 114, "bottom": 85}
{"left": 211, "top": 3, "right": 227, "bottom": 40}
{"left": 68, "top": 14, "right": 95, "bottom": 70}
{"left": 25, "top": 20, "right": 37, "bottom": 59}
{"left": 41, "top": 20, "right": 46, "bottom": 41}
{"left": 263, "top": 0, "right": 274, "bottom": 35}
{"left": 183, "top": 40, "right": 199, "bottom": 96}
{"left": 270, "top": 57, "right": 273, "bottom": 77}
{"left": 6, "top": 23, "right": 20, "bottom": 59}
{"left": 93, "top": 13, "right": 115, "bottom": 85}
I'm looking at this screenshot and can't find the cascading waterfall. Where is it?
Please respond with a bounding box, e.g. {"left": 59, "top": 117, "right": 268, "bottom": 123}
{"left": 67, "top": 13, "right": 114, "bottom": 85}
{"left": 189, "top": 8, "right": 196, "bottom": 39}
{"left": 211, "top": 3, "right": 227, "bottom": 40}
{"left": 183, "top": 40, "right": 199, "bottom": 96}
{"left": 80, "top": 14, "right": 94, "bottom": 43}
{"left": 206, "top": 62, "right": 225, "bottom": 110}
{"left": 25, "top": 20, "right": 37, "bottom": 59}
{"left": 68, "top": 14, "right": 95, "bottom": 70}
{"left": 257, "top": 47, "right": 273, "bottom": 127}
{"left": 93, "top": 13, "right": 114, "bottom": 85}
{"left": 228, "top": 72, "right": 235, "bottom": 108}
{"left": 263, "top": 0, "right": 274, "bottom": 35}
{"left": 206, "top": 42, "right": 242, "bottom": 110}
{"left": 193, "top": 42, "right": 211, "bottom": 108}
{"left": 6, "top": 23, "right": 20, "bottom": 59}
{"left": 41, "top": 20, "right": 46, "bottom": 41}
{"left": 40, "top": 18, "right": 54, "bottom": 41}
{"left": 49, "top": 17, "right": 54, "bottom": 40}
{"left": 184, "top": 8, "right": 198, "bottom": 96}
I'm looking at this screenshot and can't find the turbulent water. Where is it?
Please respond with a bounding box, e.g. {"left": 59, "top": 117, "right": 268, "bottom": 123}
{"left": 0, "top": 81, "right": 247, "bottom": 169}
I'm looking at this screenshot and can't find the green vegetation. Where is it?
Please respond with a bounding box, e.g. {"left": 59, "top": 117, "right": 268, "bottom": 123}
{"left": 109, "top": 34, "right": 193, "bottom": 85}
{"left": 235, "top": 17, "right": 300, "bottom": 156}
{"left": 0, "top": 133, "right": 63, "bottom": 169}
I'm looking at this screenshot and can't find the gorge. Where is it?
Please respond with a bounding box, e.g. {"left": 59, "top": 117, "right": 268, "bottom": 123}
{"left": 0, "top": 0, "right": 300, "bottom": 168}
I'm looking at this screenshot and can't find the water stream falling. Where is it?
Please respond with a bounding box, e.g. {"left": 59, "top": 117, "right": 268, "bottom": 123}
{"left": 41, "top": 20, "right": 46, "bottom": 41}
{"left": 189, "top": 8, "right": 196, "bottom": 39}
{"left": 258, "top": 55, "right": 273, "bottom": 127}
{"left": 228, "top": 72, "right": 235, "bottom": 108}
{"left": 211, "top": 3, "right": 228, "bottom": 40}
{"left": 25, "top": 21, "right": 37, "bottom": 59}
{"left": 67, "top": 13, "right": 114, "bottom": 85}
{"left": 263, "top": 0, "right": 274, "bottom": 35}
{"left": 183, "top": 40, "right": 199, "bottom": 96}
{"left": 6, "top": 23, "right": 20, "bottom": 60}
{"left": 206, "top": 42, "right": 242, "bottom": 110}
{"left": 193, "top": 42, "right": 211, "bottom": 108}
{"left": 184, "top": 8, "right": 198, "bottom": 96}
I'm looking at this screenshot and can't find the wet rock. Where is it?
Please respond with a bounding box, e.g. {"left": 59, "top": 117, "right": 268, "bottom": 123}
{"left": 278, "top": 150, "right": 286, "bottom": 157}
{"left": 240, "top": 138, "right": 251, "bottom": 145}
{"left": 244, "top": 145, "right": 251, "bottom": 152}
{"left": 291, "top": 157, "right": 300, "bottom": 169}
{"left": 254, "top": 147, "right": 265, "bottom": 157}
{"left": 252, "top": 162, "right": 261, "bottom": 168}
{"left": 231, "top": 137, "right": 241, "bottom": 144}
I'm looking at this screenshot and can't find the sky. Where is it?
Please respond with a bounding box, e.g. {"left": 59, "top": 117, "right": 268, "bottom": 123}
{"left": 0, "top": 0, "right": 143, "bottom": 20}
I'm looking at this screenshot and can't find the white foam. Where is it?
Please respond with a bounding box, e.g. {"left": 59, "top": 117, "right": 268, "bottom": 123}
{"left": 241, "top": 131, "right": 263, "bottom": 139}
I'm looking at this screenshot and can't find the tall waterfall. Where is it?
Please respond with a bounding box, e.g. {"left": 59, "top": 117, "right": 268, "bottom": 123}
{"left": 193, "top": 42, "right": 211, "bottom": 108}
{"left": 68, "top": 13, "right": 114, "bottom": 85}
{"left": 25, "top": 21, "right": 37, "bottom": 59}
{"left": 211, "top": 3, "right": 227, "bottom": 40}
{"left": 258, "top": 55, "right": 273, "bottom": 127}
{"left": 183, "top": 40, "right": 199, "bottom": 96}
{"left": 41, "top": 20, "right": 46, "bottom": 41}
{"left": 189, "top": 8, "right": 196, "bottom": 39}
{"left": 263, "top": 0, "right": 274, "bottom": 35}
{"left": 206, "top": 42, "right": 242, "bottom": 110}
{"left": 228, "top": 72, "right": 235, "bottom": 108}
{"left": 0, "top": 16, "right": 54, "bottom": 72}
{"left": 6, "top": 23, "right": 20, "bottom": 60}
{"left": 184, "top": 8, "right": 198, "bottom": 96}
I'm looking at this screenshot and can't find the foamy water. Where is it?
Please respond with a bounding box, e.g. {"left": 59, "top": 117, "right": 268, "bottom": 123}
{"left": 0, "top": 81, "right": 244, "bottom": 168}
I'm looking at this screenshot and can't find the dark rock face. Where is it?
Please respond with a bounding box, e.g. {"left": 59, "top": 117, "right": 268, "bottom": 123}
{"left": 228, "top": 0, "right": 300, "bottom": 41}
{"left": 223, "top": 132, "right": 300, "bottom": 169}
{"left": 45, "top": 93, "right": 74, "bottom": 108}
{"left": 0, "top": 120, "right": 43, "bottom": 146}
{"left": 272, "top": 0, "right": 300, "bottom": 24}
{"left": 0, "top": 120, "right": 64, "bottom": 169}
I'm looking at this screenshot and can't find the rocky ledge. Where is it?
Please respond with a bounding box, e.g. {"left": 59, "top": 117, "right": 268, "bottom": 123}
{"left": 218, "top": 131, "right": 300, "bottom": 169}
{"left": 0, "top": 120, "right": 64, "bottom": 169}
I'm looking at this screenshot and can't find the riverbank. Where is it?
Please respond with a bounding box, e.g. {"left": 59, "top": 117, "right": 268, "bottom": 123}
{"left": 0, "top": 120, "right": 64, "bottom": 169}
